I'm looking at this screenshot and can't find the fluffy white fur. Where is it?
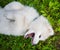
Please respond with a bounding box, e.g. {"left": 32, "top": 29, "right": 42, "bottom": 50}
{"left": 25, "top": 15, "right": 54, "bottom": 45}
{"left": 0, "top": 1, "right": 39, "bottom": 36}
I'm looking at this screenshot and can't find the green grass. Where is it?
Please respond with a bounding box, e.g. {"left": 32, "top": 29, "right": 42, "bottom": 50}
{"left": 0, "top": 0, "right": 60, "bottom": 50}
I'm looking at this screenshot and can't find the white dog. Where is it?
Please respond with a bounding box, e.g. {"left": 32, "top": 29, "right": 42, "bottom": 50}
{"left": 0, "top": 1, "right": 39, "bottom": 36}
{"left": 24, "top": 15, "right": 54, "bottom": 45}
{"left": 0, "top": 1, "right": 54, "bottom": 45}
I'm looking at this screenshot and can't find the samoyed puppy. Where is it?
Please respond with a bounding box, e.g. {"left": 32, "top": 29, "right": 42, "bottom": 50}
{"left": 0, "top": 1, "right": 54, "bottom": 45}
{"left": 0, "top": 1, "right": 39, "bottom": 36}
{"left": 24, "top": 15, "right": 54, "bottom": 45}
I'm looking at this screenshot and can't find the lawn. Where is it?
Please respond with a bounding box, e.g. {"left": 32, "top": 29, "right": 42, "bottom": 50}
{"left": 0, "top": 0, "right": 60, "bottom": 50}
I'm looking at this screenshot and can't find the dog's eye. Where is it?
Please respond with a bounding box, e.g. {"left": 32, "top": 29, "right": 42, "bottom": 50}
{"left": 39, "top": 35, "right": 41, "bottom": 38}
